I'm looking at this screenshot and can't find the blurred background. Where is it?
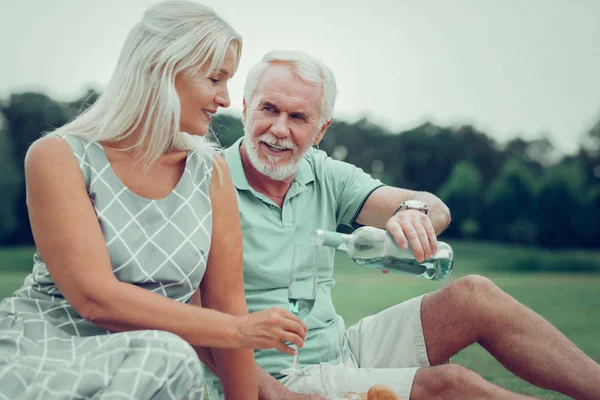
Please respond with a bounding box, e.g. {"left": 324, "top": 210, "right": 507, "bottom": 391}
{"left": 0, "top": 1, "right": 599, "bottom": 397}
{"left": 1, "top": 0, "right": 599, "bottom": 255}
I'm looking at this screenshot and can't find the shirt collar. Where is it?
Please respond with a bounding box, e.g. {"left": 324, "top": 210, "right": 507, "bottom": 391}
{"left": 223, "top": 137, "right": 315, "bottom": 190}
{"left": 223, "top": 137, "right": 251, "bottom": 191}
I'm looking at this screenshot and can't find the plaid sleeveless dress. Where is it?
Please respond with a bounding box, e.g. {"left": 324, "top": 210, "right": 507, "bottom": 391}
{"left": 0, "top": 135, "right": 213, "bottom": 399}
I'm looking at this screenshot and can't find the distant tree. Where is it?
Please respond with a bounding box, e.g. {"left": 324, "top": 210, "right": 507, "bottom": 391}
{"left": 537, "top": 160, "right": 598, "bottom": 248}
{"left": 579, "top": 114, "right": 600, "bottom": 186}
{"left": 438, "top": 161, "right": 483, "bottom": 238}
{"left": 381, "top": 123, "right": 457, "bottom": 192}
{"left": 453, "top": 125, "right": 505, "bottom": 186}
{"left": 585, "top": 114, "right": 600, "bottom": 152}
{"left": 211, "top": 113, "right": 244, "bottom": 148}
{"left": 1, "top": 92, "right": 69, "bottom": 245}
{"left": 0, "top": 126, "right": 22, "bottom": 241}
{"left": 323, "top": 119, "right": 391, "bottom": 178}
{"left": 63, "top": 88, "right": 101, "bottom": 117}
{"left": 2, "top": 92, "right": 68, "bottom": 166}
{"left": 504, "top": 136, "right": 555, "bottom": 171}
{"left": 484, "top": 159, "right": 539, "bottom": 245}
{"left": 378, "top": 123, "right": 502, "bottom": 194}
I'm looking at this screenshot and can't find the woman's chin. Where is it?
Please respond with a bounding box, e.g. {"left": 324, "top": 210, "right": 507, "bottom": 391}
{"left": 184, "top": 127, "right": 208, "bottom": 137}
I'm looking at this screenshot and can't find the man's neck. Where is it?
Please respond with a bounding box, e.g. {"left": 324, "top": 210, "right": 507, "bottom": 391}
{"left": 239, "top": 141, "right": 294, "bottom": 207}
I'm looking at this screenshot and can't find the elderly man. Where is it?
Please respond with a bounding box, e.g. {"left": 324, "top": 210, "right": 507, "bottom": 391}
{"left": 200, "top": 50, "right": 600, "bottom": 400}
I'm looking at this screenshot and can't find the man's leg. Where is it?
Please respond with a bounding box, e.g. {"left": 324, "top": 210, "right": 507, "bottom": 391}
{"left": 283, "top": 362, "right": 539, "bottom": 400}
{"left": 411, "top": 365, "right": 539, "bottom": 400}
{"left": 420, "top": 274, "right": 600, "bottom": 400}
{"left": 344, "top": 292, "right": 539, "bottom": 399}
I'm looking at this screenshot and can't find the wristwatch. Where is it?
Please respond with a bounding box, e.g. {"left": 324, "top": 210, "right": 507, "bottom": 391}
{"left": 394, "top": 200, "right": 428, "bottom": 215}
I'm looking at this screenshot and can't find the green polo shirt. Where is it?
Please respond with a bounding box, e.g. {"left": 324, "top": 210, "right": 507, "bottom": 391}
{"left": 204, "top": 137, "right": 384, "bottom": 398}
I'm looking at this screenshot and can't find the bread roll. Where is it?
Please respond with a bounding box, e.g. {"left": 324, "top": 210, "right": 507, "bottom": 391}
{"left": 367, "top": 384, "right": 401, "bottom": 400}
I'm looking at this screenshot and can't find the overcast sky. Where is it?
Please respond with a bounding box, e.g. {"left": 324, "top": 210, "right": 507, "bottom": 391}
{"left": 1, "top": 0, "right": 599, "bottom": 155}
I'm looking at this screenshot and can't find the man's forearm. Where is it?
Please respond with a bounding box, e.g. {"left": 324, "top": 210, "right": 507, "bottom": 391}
{"left": 256, "top": 366, "right": 289, "bottom": 400}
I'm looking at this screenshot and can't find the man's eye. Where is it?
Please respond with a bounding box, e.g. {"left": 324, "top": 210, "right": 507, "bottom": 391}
{"left": 291, "top": 114, "right": 305, "bottom": 121}
{"left": 263, "top": 106, "right": 274, "bottom": 112}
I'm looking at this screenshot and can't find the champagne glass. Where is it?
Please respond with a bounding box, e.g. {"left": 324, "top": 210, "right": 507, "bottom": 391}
{"left": 280, "top": 242, "right": 319, "bottom": 376}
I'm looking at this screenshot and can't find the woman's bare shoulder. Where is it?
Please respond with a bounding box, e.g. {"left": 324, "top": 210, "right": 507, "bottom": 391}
{"left": 25, "top": 136, "right": 73, "bottom": 166}
{"left": 24, "top": 136, "right": 83, "bottom": 184}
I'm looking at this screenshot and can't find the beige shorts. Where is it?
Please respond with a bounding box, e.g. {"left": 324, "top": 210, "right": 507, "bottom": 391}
{"left": 282, "top": 295, "right": 429, "bottom": 399}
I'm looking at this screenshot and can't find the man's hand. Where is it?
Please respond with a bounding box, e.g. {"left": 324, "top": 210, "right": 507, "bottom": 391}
{"left": 385, "top": 209, "right": 437, "bottom": 262}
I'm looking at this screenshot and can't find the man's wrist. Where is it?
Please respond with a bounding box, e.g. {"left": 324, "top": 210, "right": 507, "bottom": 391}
{"left": 394, "top": 200, "right": 428, "bottom": 216}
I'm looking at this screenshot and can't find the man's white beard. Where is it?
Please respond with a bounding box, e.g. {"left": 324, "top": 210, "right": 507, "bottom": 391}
{"left": 244, "top": 125, "right": 310, "bottom": 181}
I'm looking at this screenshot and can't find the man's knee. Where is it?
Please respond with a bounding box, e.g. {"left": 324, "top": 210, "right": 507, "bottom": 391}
{"left": 412, "top": 364, "right": 482, "bottom": 398}
{"left": 424, "top": 275, "right": 500, "bottom": 321}
{"left": 438, "top": 274, "right": 501, "bottom": 308}
{"left": 452, "top": 274, "right": 498, "bottom": 295}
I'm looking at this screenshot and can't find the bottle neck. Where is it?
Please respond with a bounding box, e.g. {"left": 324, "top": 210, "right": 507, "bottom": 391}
{"left": 311, "top": 229, "right": 351, "bottom": 251}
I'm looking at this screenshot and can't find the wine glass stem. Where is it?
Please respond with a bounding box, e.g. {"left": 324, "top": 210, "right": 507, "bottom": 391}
{"left": 291, "top": 347, "right": 300, "bottom": 368}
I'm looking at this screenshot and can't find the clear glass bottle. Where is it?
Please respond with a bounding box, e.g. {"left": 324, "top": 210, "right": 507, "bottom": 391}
{"left": 311, "top": 226, "right": 453, "bottom": 281}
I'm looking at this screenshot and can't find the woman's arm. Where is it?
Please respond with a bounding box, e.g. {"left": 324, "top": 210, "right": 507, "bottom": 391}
{"left": 24, "top": 137, "right": 304, "bottom": 352}
{"left": 199, "top": 154, "right": 258, "bottom": 398}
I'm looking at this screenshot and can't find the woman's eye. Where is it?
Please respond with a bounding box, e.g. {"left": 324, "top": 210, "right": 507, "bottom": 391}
{"left": 209, "top": 78, "right": 219, "bottom": 84}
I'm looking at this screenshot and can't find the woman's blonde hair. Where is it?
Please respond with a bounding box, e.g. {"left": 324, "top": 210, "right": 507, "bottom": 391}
{"left": 48, "top": 0, "right": 242, "bottom": 165}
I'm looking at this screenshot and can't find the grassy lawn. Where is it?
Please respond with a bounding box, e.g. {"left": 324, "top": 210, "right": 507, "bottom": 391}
{"left": 1, "top": 243, "right": 599, "bottom": 399}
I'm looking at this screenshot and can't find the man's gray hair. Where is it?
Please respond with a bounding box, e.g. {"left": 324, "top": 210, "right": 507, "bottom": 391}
{"left": 243, "top": 50, "right": 337, "bottom": 125}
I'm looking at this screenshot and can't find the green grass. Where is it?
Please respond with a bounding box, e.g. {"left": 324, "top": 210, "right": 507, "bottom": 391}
{"left": 1, "top": 243, "right": 599, "bottom": 399}
{"left": 0, "top": 246, "right": 36, "bottom": 272}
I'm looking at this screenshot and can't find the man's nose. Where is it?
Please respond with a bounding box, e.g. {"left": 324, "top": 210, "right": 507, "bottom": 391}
{"left": 271, "top": 113, "right": 290, "bottom": 138}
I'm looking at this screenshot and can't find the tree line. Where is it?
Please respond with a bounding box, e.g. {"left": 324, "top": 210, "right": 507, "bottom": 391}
{"left": 1, "top": 90, "right": 599, "bottom": 249}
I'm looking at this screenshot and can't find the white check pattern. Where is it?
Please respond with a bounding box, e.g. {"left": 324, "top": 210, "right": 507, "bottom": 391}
{"left": 0, "top": 135, "right": 213, "bottom": 399}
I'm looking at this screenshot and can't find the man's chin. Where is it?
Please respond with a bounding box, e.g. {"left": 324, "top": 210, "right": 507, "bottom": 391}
{"left": 245, "top": 144, "right": 300, "bottom": 181}
{"left": 256, "top": 162, "right": 299, "bottom": 181}
{"left": 260, "top": 168, "right": 295, "bottom": 182}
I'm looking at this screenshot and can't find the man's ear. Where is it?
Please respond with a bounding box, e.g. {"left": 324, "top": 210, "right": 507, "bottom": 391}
{"left": 242, "top": 99, "right": 247, "bottom": 125}
{"left": 314, "top": 120, "right": 333, "bottom": 146}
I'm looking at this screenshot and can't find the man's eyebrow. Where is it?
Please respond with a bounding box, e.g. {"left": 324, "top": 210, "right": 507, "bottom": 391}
{"left": 260, "top": 101, "right": 278, "bottom": 110}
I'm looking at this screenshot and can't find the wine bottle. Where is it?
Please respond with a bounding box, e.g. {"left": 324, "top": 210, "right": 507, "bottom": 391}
{"left": 311, "top": 226, "right": 453, "bottom": 280}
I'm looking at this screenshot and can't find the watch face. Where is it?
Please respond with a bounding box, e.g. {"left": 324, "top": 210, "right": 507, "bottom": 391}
{"left": 399, "top": 200, "right": 428, "bottom": 214}
{"left": 395, "top": 200, "right": 428, "bottom": 216}
{"left": 404, "top": 200, "right": 427, "bottom": 209}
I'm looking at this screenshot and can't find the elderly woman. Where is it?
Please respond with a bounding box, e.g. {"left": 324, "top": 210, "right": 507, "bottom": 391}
{"left": 0, "top": 2, "right": 306, "bottom": 399}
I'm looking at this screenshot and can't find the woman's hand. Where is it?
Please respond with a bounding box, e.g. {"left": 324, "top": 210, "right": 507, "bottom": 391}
{"left": 235, "top": 307, "right": 308, "bottom": 355}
